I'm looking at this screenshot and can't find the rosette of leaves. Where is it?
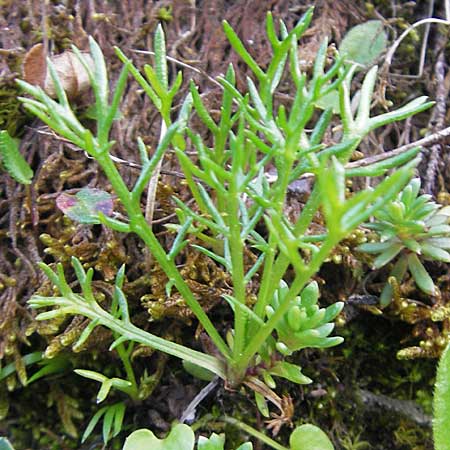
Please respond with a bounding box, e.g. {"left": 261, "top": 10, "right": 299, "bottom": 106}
{"left": 250, "top": 280, "right": 343, "bottom": 403}
{"left": 266, "top": 281, "right": 343, "bottom": 356}
{"left": 358, "top": 178, "right": 450, "bottom": 305}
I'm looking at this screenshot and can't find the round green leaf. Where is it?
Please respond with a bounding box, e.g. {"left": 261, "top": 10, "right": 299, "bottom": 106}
{"left": 123, "top": 424, "right": 195, "bottom": 450}
{"left": 290, "top": 424, "right": 334, "bottom": 450}
{"left": 339, "top": 20, "right": 387, "bottom": 66}
{"left": 198, "top": 433, "right": 225, "bottom": 450}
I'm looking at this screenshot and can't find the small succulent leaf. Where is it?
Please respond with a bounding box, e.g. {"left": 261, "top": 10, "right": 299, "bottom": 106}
{"left": 0, "top": 131, "right": 33, "bottom": 184}
{"left": 421, "top": 243, "right": 450, "bottom": 262}
{"left": 287, "top": 305, "right": 303, "bottom": 331}
{"left": 428, "top": 225, "right": 450, "bottom": 236}
{"left": 254, "top": 391, "right": 270, "bottom": 417}
{"left": 57, "top": 188, "right": 113, "bottom": 224}
{"left": 379, "top": 256, "right": 409, "bottom": 307}
{"left": 322, "top": 302, "right": 344, "bottom": 323}
{"left": 269, "top": 361, "right": 312, "bottom": 384}
{"left": 402, "top": 238, "right": 422, "bottom": 254}
{"left": 426, "top": 237, "right": 450, "bottom": 249}
{"left": 290, "top": 424, "right": 335, "bottom": 450}
{"left": 407, "top": 253, "right": 436, "bottom": 295}
{"left": 262, "top": 371, "right": 276, "bottom": 388}
{"left": 310, "top": 109, "right": 333, "bottom": 145}
{"left": 300, "top": 281, "right": 319, "bottom": 308}
{"left": 385, "top": 201, "right": 405, "bottom": 222}
{"left": 0, "top": 353, "right": 36, "bottom": 386}
{"left": 0, "top": 437, "right": 15, "bottom": 450}
{"left": 339, "top": 20, "right": 387, "bottom": 66}
{"left": 373, "top": 243, "right": 404, "bottom": 269}
{"left": 427, "top": 211, "right": 450, "bottom": 227}
{"left": 182, "top": 360, "right": 216, "bottom": 381}
{"left": 400, "top": 180, "right": 416, "bottom": 209}
{"left": 198, "top": 433, "right": 225, "bottom": 450}
{"left": 123, "top": 424, "right": 195, "bottom": 450}
{"left": 74, "top": 369, "right": 107, "bottom": 383}
{"left": 97, "top": 378, "right": 113, "bottom": 403}
{"left": 236, "top": 444, "right": 253, "bottom": 450}
{"left": 358, "top": 241, "right": 395, "bottom": 254}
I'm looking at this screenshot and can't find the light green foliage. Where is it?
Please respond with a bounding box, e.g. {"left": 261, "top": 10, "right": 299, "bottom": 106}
{"left": 0, "top": 352, "right": 43, "bottom": 384}
{"left": 22, "top": 7, "right": 433, "bottom": 433}
{"left": 268, "top": 281, "right": 344, "bottom": 355}
{"left": 123, "top": 421, "right": 335, "bottom": 450}
{"left": 0, "top": 437, "right": 15, "bottom": 450}
{"left": 339, "top": 20, "right": 388, "bottom": 67}
{"left": 0, "top": 130, "right": 33, "bottom": 184}
{"left": 433, "top": 341, "right": 450, "bottom": 450}
{"left": 123, "top": 424, "right": 195, "bottom": 450}
{"left": 290, "top": 424, "right": 335, "bottom": 450}
{"left": 81, "top": 402, "right": 126, "bottom": 444}
{"left": 358, "top": 178, "right": 450, "bottom": 305}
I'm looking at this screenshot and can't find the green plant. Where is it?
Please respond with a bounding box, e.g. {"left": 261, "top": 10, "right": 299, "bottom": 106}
{"left": 0, "top": 437, "right": 15, "bottom": 450}
{"left": 0, "top": 130, "right": 33, "bottom": 184}
{"left": 22, "top": 8, "right": 432, "bottom": 420}
{"left": 433, "top": 340, "right": 450, "bottom": 450}
{"left": 122, "top": 421, "right": 334, "bottom": 450}
{"left": 80, "top": 401, "right": 126, "bottom": 445}
{"left": 358, "top": 178, "right": 450, "bottom": 305}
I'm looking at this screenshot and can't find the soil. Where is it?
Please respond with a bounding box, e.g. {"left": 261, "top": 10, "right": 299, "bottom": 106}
{"left": 0, "top": 1, "right": 449, "bottom": 449}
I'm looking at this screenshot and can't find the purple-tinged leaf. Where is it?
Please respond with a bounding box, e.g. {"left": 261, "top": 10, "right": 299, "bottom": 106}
{"left": 56, "top": 188, "right": 113, "bottom": 224}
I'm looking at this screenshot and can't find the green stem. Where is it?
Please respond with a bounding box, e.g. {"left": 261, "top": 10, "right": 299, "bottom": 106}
{"left": 251, "top": 183, "right": 322, "bottom": 337}
{"left": 223, "top": 417, "right": 288, "bottom": 450}
{"left": 115, "top": 344, "right": 139, "bottom": 400}
{"left": 72, "top": 294, "right": 227, "bottom": 379}
{"left": 236, "top": 236, "right": 337, "bottom": 376}
{"left": 95, "top": 154, "right": 232, "bottom": 362}
{"left": 249, "top": 141, "right": 296, "bottom": 331}
{"left": 228, "top": 186, "right": 247, "bottom": 360}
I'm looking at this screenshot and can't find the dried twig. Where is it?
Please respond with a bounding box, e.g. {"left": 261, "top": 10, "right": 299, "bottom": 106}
{"left": 345, "top": 127, "right": 450, "bottom": 170}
